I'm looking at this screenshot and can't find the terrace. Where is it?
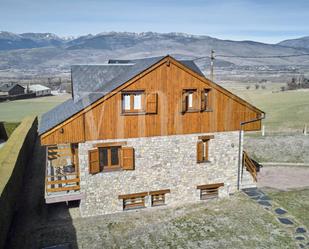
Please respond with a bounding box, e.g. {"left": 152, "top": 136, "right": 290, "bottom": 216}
{"left": 45, "top": 143, "right": 84, "bottom": 203}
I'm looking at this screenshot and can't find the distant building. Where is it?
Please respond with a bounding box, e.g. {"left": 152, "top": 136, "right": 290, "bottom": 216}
{"left": 0, "top": 83, "right": 25, "bottom": 96}
{"left": 29, "top": 84, "right": 51, "bottom": 97}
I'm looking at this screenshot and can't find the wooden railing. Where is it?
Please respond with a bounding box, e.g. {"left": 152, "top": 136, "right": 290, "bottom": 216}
{"left": 243, "top": 150, "right": 257, "bottom": 182}
{"left": 46, "top": 144, "right": 80, "bottom": 193}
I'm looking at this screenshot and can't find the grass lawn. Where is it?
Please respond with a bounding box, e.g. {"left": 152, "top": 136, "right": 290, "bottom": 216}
{"left": 223, "top": 83, "right": 309, "bottom": 132}
{"left": 0, "top": 94, "right": 70, "bottom": 122}
{"left": 266, "top": 188, "right": 309, "bottom": 228}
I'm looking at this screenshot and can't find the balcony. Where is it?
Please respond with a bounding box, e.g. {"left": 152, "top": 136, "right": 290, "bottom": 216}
{"left": 45, "top": 144, "right": 84, "bottom": 203}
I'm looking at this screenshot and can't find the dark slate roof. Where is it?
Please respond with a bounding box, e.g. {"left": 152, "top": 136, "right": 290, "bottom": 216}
{"left": 72, "top": 64, "right": 134, "bottom": 101}
{"left": 0, "top": 83, "right": 24, "bottom": 92}
{"left": 39, "top": 56, "right": 204, "bottom": 135}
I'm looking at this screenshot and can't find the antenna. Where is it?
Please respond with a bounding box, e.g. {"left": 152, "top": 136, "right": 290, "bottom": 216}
{"left": 210, "top": 50, "right": 215, "bottom": 81}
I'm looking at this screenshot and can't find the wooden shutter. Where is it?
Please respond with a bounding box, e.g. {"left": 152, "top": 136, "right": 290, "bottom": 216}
{"left": 181, "top": 91, "right": 187, "bottom": 113}
{"left": 201, "top": 89, "right": 206, "bottom": 111}
{"left": 146, "top": 93, "right": 158, "bottom": 114}
{"left": 205, "top": 140, "right": 209, "bottom": 161}
{"left": 197, "top": 141, "right": 204, "bottom": 163}
{"left": 88, "top": 149, "right": 100, "bottom": 174}
{"left": 121, "top": 147, "right": 134, "bottom": 170}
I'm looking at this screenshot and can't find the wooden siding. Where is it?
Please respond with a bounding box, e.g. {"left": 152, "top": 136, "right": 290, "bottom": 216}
{"left": 41, "top": 114, "right": 85, "bottom": 145}
{"left": 41, "top": 57, "right": 262, "bottom": 145}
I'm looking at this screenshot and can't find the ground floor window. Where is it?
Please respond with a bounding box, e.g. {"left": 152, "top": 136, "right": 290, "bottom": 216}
{"left": 88, "top": 142, "right": 134, "bottom": 174}
{"left": 118, "top": 192, "right": 148, "bottom": 210}
{"left": 197, "top": 183, "right": 224, "bottom": 200}
{"left": 150, "top": 189, "right": 171, "bottom": 207}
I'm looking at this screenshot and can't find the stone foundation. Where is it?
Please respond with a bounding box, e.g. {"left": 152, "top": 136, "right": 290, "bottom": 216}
{"left": 78, "top": 131, "right": 244, "bottom": 217}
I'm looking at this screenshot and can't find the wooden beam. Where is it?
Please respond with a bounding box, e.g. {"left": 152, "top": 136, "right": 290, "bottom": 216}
{"left": 197, "top": 182, "right": 224, "bottom": 190}
{"left": 46, "top": 185, "right": 80, "bottom": 192}
{"left": 149, "top": 189, "right": 171, "bottom": 195}
{"left": 118, "top": 192, "right": 148, "bottom": 199}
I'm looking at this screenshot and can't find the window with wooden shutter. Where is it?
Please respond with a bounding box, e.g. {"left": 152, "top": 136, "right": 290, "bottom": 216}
{"left": 146, "top": 93, "right": 158, "bottom": 114}
{"left": 121, "top": 147, "right": 134, "bottom": 170}
{"left": 118, "top": 192, "right": 148, "bottom": 210}
{"left": 197, "top": 135, "right": 214, "bottom": 163}
{"left": 182, "top": 89, "right": 199, "bottom": 113}
{"left": 197, "top": 183, "right": 224, "bottom": 200}
{"left": 88, "top": 149, "right": 100, "bottom": 174}
{"left": 121, "top": 91, "right": 145, "bottom": 114}
{"left": 201, "top": 89, "right": 211, "bottom": 111}
{"left": 150, "top": 189, "right": 170, "bottom": 206}
{"left": 197, "top": 141, "right": 204, "bottom": 163}
{"left": 181, "top": 91, "right": 188, "bottom": 113}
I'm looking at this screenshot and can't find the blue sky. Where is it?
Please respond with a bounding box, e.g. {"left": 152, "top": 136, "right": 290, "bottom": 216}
{"left": 0, "top": 0, "right": 308, "bottom": 43}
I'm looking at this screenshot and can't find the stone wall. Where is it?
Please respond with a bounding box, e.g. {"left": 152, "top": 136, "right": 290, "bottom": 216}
{"left": 79, "top": 131, "right": 243, "bottom": 217}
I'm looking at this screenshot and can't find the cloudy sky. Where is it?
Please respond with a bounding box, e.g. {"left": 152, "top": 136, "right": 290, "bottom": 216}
{"left": 0, "top": 0, "right": 308, "bottom": 43}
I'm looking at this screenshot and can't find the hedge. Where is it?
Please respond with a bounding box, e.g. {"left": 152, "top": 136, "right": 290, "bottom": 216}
{"left": 0, "top": 116, "right": 38, "bottom": 249}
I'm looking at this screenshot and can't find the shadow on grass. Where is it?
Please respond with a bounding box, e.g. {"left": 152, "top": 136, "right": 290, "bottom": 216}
{"left": 4, "top": 138, "right": 79, "bottom": 249}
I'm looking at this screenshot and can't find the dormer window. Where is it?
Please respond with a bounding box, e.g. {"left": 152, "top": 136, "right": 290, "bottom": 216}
{"left": 122, "top": 91, "right": 145, "bottom": 113}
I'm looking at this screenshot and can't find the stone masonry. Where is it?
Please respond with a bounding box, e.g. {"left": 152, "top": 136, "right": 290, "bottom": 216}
{"left": 78, "top": 131, "right": 254, "bottom": 217}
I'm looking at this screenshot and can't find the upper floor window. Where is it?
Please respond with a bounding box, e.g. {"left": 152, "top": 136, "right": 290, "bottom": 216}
{"left": 201, "top": 89, "right": 211, "bottom": 111}
{"left": 182, "top": 88, "right": 212, "bottom": 113}
{"left": 182, "top": 89, "right": 198, "bottom": 113}
{"left": 122, "top": 91, "right": 145, "bottom": 113}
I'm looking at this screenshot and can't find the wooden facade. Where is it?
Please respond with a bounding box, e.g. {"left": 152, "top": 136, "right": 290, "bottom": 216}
{"left": 40, "top": 56, "right": 263, "bottom": 146}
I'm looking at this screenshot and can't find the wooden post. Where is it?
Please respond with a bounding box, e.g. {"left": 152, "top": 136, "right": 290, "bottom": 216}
{"left": 262, "top": 125, "right": 265, "bottom": 136}
{"left": 210, "top": 50, "right": 215, "bottom": 81}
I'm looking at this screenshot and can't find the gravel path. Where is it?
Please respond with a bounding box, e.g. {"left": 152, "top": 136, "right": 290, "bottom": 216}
{"left": 257, "top": 166, "right": 309, "bottom": 190}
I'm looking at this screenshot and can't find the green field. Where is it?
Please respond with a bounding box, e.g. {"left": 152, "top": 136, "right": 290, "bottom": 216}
{"left": 223, "top": 83, "right": 309, "bottom": 132}
{"left": 266, "top": 188, "right": 309, "bottom": 228}
{"left": 0, "top": 94, "right": 70, "bottom": 122}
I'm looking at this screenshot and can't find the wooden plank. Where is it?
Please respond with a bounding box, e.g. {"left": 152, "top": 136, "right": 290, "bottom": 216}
{"left": 118, "top": 192, "right": 148, "bottom": 199}
{"left": 46, "top": 185, "right": 80, "bottom": 193}
{"left": 198, "top": 135, "right": 214, "bottom": 140}
{"left": 46, "top": 178, "right": 80, "bottom": 185}
{"left": 95, "top": 141, "right": 127, "bottom": 148}
{"left": 197, "top": 182, "right": 224, "bottom": 190}
{"left": 149, "top": 189, "right": 170, "bottom": 195}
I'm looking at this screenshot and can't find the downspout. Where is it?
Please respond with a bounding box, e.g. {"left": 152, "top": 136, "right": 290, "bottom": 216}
{"left": 237, "top": 112, "right": 265, "bottom": 190}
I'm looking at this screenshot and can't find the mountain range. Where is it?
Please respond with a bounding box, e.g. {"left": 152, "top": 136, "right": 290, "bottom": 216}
{"left": 0, "top": 31, "right": 309, "bottom": 76}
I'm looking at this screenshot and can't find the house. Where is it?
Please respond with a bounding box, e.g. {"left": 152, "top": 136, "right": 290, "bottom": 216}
{"left": 39, "top": 55, "right": 264, "bottom": 217}
{"left": 0, "top": 83, "right": 25, "bottom": 96}
{"left": 28, "top": 84, "right": 51, "bottom": 97}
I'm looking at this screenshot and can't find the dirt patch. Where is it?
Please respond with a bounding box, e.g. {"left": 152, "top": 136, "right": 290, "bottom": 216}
{"left": 258, "top": 166, "right": 309, "bottom": 190}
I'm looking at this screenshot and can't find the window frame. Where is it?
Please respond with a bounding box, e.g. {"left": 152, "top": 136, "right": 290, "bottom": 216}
{"left": 182, "top": 89, "right": 199, "bottom": 113}
{"left": 201, "top": 88, "right": 212, "bottom": 112}
{"left": 149, "top": 189, "right": 170, "bottom": 207}
{"left": 121, "top": 90, "right": 146, "bottom": 114}
{"left": 197, "top": 135, "right": 214, "bottom": 163}
{"left": 197, "top": 183, "right": 224, "bottom": 200}
{"left": 98, "top": 146, "right": 122, "bottom": 172}
{"left": 118, "top": 192, "right": 148, "bottom": 210}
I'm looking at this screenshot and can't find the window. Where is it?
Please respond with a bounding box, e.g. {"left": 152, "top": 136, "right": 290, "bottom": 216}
{"left": 118, "top": 192, "right": 148, "bottom": 210}
{"left": 150, "top": 189, "right": 170, "bottom": 207}
{"left": 182, "top": 89, "right": 198, "bottom": 113}
{"left": 99, "top": 146, "right": 121, "bottom": 171}
{"left": 88, "top": 142, "right": 135, "bottom": 174}
{"left": 197, "top": 183, "right": 224, "bottom": 200}
{"left": 197, "top": 135, "right": 214, "bottom": 163}
{"left": 122, "top": 91, "right": 145, "bottom": 113}
{"left": 201, "top": 89, "right": 211, "bottom": 111}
